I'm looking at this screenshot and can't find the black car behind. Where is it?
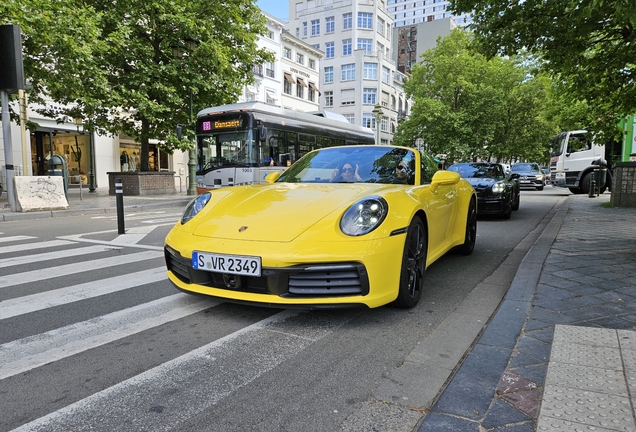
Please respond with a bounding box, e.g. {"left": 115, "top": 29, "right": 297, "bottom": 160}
{"left": 448, "top": 162, "right": 520, "bottom": 219}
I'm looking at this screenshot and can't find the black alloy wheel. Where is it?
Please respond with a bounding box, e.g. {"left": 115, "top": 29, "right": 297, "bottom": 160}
{"left": 501, "top": 194, "right": 512, "bottom": 219}
{"left": 454, "top": 197, "right": 477, "bottom": 255}
{"left": 512, "top": 190, "right": 520, "bottom": 211}
{"left": 393, "top": 218, "right": 427, "bottom": 309}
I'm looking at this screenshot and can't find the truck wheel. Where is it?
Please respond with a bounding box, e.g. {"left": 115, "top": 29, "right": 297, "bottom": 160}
{"left": 569, "top": 187, "right": 584, "bottom": 194}
{"left": 580, "top": 173, "right": 592, "bottom": 195}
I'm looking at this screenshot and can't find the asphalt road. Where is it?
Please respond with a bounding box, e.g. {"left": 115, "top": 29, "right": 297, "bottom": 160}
{"left": 0, "top": 187, "right": 570, "bottom": 432}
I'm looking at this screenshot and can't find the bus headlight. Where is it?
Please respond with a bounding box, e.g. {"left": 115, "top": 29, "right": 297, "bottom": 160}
{"left": 181, "top": 193, "right": 211, "bottom": 224}
{"left": 340, "top": 197, "right": 388, "bottom": 236}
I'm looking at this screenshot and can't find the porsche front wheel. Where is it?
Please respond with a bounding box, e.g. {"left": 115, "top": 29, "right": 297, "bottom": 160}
{"left": 454, "top": 197, "right": 476, "bottom": 256}
{"left": 393, "top": 218, "right": 427, "bottom": 309}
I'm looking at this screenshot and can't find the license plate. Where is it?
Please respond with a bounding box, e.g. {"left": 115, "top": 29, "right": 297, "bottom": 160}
{"left": 192, "top": 251, "right": 261, "bottom": 277}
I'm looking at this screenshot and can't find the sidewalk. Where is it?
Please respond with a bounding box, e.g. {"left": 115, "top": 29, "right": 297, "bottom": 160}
{"left": 418, "top": 194, "right": 636, "bottom": 431}
{"left": 0, "top": 186, "right": 193, "bottom": 222}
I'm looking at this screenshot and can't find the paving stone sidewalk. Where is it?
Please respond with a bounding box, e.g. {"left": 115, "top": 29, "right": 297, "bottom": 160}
{"left": 0, "top": 187, "right": 193, "bottom": 221}
{"left": 418, "top": 194, "right": 636, "bottom": 431}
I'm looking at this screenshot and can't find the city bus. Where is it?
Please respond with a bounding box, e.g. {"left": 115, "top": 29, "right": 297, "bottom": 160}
{"left": 192, "top": 102, "right": 375, "bottom": 192}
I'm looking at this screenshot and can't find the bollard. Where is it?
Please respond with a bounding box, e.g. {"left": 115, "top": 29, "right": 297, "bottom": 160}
{"left": 115, "top": 178, "right": 125, "bottom": 234}
{"left": 588, "top": 168, "right": 598, "bottom": 198}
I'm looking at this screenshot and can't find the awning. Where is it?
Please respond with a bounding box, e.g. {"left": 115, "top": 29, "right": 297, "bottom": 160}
{"left": 297, "top": 77, "right": 307, "bottom": 87}
{"left": 246, "top": 85, "right": 257, "bottom": 94}
{"left": 283, "top": 72, "right": 294, "bottom": 84}
{"left": 266, "top": 89, "right": 278, "bottom": 100}
{"left": 308, "top": 82, "right": 320, "bottom": 95}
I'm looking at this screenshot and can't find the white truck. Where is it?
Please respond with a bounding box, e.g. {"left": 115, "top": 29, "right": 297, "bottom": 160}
{"left": 549, "top": 130, "right": 616, "bottom": 194}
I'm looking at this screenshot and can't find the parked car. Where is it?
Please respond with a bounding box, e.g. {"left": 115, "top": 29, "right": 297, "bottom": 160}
{"left": 510, "top": 162, "right": 545, "bottom": 190}
{"left": 447, "top": 162, "right": 520, "bottom": 219}
{"left": 165, "top": 145, "right": 477, "bottom": 309}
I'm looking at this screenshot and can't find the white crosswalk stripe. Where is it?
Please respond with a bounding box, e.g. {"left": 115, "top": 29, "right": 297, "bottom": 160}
{"left": 0, "top": 267, "right": 165, "bottom": 319}
{"left": 0, "top": 230, "right": 351, "bottom": 432}
{"left": 0, "top": 293, "right": 217, "bottom": 380}
{"left": 0, "top": 249, "right": 162, "bottom": 289}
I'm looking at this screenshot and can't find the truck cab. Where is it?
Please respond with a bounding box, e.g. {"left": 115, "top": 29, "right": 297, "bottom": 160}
{"left": 549, "top": 130, "right": 608, "bottom": 194}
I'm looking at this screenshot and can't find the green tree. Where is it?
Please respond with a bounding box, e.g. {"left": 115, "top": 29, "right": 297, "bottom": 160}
{"left": 450, "top": 0, "right": 635, "bottom": 142}
{"left": 395, "top": 29, "right": 554, "bottom": 164}
{"left": 1, "top": 0, "right": 273, "bottom": 171}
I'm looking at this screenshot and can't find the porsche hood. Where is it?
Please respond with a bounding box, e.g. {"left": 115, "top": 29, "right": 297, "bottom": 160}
{"left": 191, "top": 183, "right": 393, "bottom": 242}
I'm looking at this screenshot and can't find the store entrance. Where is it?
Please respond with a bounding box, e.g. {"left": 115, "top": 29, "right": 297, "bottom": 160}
{"left": 32, "top": 131, "right": 53, "bottom": 175}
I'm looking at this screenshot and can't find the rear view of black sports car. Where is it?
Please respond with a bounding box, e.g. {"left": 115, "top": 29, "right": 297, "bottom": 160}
{"left": 447, "top": 162, "right": 520, "bottom": 219}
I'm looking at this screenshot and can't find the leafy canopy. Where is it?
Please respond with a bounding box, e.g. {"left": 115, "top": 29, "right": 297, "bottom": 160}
{"left": 450, "top": 0, "right": 635, "bottom": 142}
{"left": 395, "top": 29, "right": 555, "bottom": 164}
{"left": 1, "top": 0, "right": 273, "bottom": 170}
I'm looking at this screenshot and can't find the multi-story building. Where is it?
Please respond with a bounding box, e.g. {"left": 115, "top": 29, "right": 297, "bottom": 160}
{"left": 287, "top": 0, "right": 411, "bottom": 144}
{"left": 388, "top": 0, "right": 471, "bottom": 28}
{"left": 395, "top": 17, "right": 455, "bottom": 74}
{"left": 239, "top": 12, "right": 322, "bottom": 113}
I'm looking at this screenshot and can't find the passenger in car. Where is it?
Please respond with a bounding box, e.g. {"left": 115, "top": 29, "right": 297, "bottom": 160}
{"left": 330, "top": 162, "right": 362, "bottom": 182}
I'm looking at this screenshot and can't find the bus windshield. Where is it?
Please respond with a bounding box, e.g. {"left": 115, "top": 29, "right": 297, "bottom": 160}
{"left": 198, "top": 130, "right": 258, "bottom": 172}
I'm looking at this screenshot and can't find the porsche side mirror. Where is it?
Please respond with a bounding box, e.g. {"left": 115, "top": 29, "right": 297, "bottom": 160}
{"left": 430, "top": 170, "right": 460, "bottom": 193}
{"left": 265, "top": 172, "right": 281, "bottom": 183}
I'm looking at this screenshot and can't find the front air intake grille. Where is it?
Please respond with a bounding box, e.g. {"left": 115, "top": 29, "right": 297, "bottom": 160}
{"left": 288, "top": 265, "right": 368, "bottom": 296}
{"left": 165, "top": 246, "right": 191, "bottom": 283}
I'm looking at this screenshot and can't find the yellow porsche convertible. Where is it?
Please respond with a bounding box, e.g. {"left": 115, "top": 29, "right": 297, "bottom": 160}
{"left": 165, "top": 145, "right": 476, "bottom": 309}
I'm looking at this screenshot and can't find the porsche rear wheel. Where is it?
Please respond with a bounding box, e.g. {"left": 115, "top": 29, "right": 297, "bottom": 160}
{"left": 455, "top": 197, "right": 476, "bottom": 256}
{"left": 393, "top": 218, "right": 426, "bottom": 309}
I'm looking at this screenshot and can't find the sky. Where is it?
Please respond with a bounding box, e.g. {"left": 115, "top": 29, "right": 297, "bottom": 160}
{"left": 256, "top": 0, "right": 289, "bottom": 22}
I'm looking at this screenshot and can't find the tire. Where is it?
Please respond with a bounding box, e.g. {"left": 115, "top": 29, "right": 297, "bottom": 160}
{"left": 393, "top": 218, "right": 427, "bottom": 309}
{"left": 454, "top": 197, "right": 476, "bottom": 255}
{"left": 501, "top": 196, "right": 512, "bottom": 219}
{"left": 512, "top": 190, "right": 520, "bottom": 211}
{"left": 580, "top": 172, "right": 592, "bottom": 195}
{"left": 537, "top": 185, "right": 544, "bottom": 191}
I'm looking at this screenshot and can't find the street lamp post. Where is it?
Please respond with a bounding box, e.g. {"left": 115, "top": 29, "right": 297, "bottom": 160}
{"left": 186, "top": 89, "right": 197, "bottom": 196}
{"left": 371, "top": 104, "right": 384, "bottom": 145}
{"left": 172, "top": 38, "right": 198, "bottom": 196}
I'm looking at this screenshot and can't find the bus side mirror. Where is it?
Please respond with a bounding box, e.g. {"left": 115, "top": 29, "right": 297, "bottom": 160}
{"left": 176, "top": 125, "right": 183, "bottom": 141}
{"left": 259, "top": 125, "right": 267, "bottom": 143}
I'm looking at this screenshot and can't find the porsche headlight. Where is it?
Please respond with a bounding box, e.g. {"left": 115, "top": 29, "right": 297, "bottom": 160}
{"left": 181, "top": 193, "right": 211, "bottom": 224}
{"left": 492, "top": 182, "right": 505, "bottom": 194}
{"left": 340, "top": 196, "right": 388, "bottom": 236}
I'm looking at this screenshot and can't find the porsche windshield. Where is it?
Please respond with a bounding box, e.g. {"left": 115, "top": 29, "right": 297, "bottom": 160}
{"left": 198, "top": 130, "right": 257, "bottom": 172}
{"left": 277, "top": 146, "right": 416, "bottom": 185}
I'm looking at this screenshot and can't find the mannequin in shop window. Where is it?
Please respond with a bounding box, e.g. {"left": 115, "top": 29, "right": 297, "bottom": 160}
{"left": 121, "top": 151, "right": 130, "bottom": 171}
{"left": 129, "top": 152, "right": 137, "bottom": 171}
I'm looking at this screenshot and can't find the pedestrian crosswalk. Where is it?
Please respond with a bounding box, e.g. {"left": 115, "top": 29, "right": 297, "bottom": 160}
{"left": 0, "top": 220, "right": 356, "bottom": 432}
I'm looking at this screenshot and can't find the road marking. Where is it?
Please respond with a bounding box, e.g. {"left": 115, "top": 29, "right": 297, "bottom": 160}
{"left": 0, "top": 267, "right": 166, "bottom": 320}
{"left": 12, "top": 310, "right": 355, "bottom": 432}
{"left": 0, "top": 244, "right": 118, "bottom": 269}
{"left": 0, "top": 294, "right": 218, "bottom": 380}
{"left": 0, "top": 239, "right": 76, "bottom": 255}
{"left": 0, "top": 235, "right": 37, "bottom": 243}
{"left": 110, "top": 225, "right": 161, "bottom": 245}
{"left": 0, "top": 250, "right": 163, "bottom": 289}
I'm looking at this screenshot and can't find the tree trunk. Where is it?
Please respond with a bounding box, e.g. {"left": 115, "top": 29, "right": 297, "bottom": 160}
{"left": 140, "top": 117, "right": 150, "bottom": 171}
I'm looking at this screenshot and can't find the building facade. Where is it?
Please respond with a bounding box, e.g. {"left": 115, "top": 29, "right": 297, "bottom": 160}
{"left": 387, "top": 0, "right": 471, "bottom": 28}
{"left": 287, "top": 0, "right": 411, "bottom": 144}
{"left": 238, "top": 12, "right": 322, "bottom": 113}
{"left": 394, "top": 17, "right": 455, "bottom": 74}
